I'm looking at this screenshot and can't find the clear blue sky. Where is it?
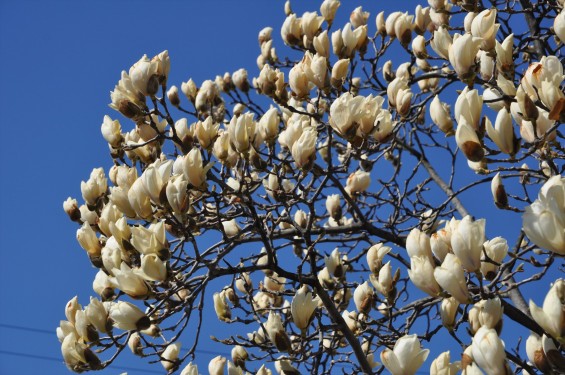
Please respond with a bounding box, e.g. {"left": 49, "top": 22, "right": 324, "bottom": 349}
{"left": 0, "top": 1, "right": 557, "bottom": 374}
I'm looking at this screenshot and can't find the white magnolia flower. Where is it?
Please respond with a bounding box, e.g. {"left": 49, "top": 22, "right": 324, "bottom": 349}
{"left": 380, "top": 334, "right": 429, "bottom": 375}
{"left": 434, "top": 253, "right": 471, "bottom": 304}
{"left": 291, "top": 285, "right": 319, "bottom": 330}
{"left": 472, "top": 327, "right": 507, "bottom": 375}
{"left": 451, "top": 215, "right": 486, "bottom": 272}
{"left": 529, "top": 279, "right": 565, "bottom": 343}
{"left": 523, "top": 175, "right": 565, "bottom": 255}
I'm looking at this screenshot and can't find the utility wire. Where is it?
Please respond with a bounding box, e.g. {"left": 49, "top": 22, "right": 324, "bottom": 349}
{"left": 0, "top": 322, "right": 427, "bottom": 374}
{"left": 0, "top": 323, "right": 228, "bottom": 356}
{"left": 0, "top": 349, "right": 163, "bottom": 374}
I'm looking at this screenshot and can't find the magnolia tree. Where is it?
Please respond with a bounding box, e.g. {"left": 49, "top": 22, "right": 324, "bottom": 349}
{"left": 58, "top": 0, "right": 565, "bottom": 374}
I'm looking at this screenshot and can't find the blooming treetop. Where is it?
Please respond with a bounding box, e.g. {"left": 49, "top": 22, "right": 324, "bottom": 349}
{"left": 60, "top": 0, "right": 564, "bottom": 374}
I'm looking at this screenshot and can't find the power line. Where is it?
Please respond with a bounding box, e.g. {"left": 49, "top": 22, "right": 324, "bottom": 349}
{"left": 0, "top": 323, "right": 228, "bottom": 356}
{"left": 0, "top": 349, "right": 163, "bottom": 374}
{"left": 0, "top": 323, "right": 427, "bottom": 373}
{"left": 0, "top": 323, "right": 52, "bottom": 335}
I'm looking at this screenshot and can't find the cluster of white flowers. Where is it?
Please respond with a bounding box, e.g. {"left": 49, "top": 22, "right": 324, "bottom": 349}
{"left": 60, "top": 0, "right": 565, "bottom": 373}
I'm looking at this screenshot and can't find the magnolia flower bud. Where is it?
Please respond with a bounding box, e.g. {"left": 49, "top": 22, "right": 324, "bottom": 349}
{"left": 451, "top": 215, "right": 486, "bottom": 273}
{"left": 490, "top": 173, "right": 508, "bottom": 208}
{"left": 85, "top": 297, "right": 110, "bottom": 334}
{"left": 481, "top": 236, "right": 508, "bottom": 279}
{"left": 370, "top": 261, "right": 396, "bottom": 298}
{"left": 353, "top": 281, "right": 374, "bottom": 314}
{"left": 166, "top": 174, "right": 189, "bottom": 217}
{"left": 341, "top": 310, "right": 360, "bottom": 334}
{"left": 430, "top": 26, "right": 452, "bottom": 60}
{"left": 523, "top": 176, "right": 565, "bottom": 255}
{"left": 414, "top": 5, "right": 431, "bottom": 34}
{"left": 266, "top": 312, "right": 291, "bottom": 352}
{"left": 209, "top": 356, "right": 227, "bottom": 375}
{"left": 350, "top": 6, "right": 369, "bottom": 28}
{"left": 331, "top": 59, "right": 350, "bottom": 88}
{"left": 387, "top": 77, "right": 409, "bottom": 109}
{"left": 448, "top": 33, "right": 482, "bottom": 79}
{"left": 76, "top": 222, "right": 102, "bottom": 257}
{"left": 526, "top": 333, "right": 553, "bottom": 373}
{"left": 530, "top": 279, "right": 565, "bottom": 342}
{"left": 61, "top": 332, "right": 101, "bottom": 371}
{"left": 281, "top": 13, "right": 301, "bottom": 46}
{"left": 128, "top": 332, "right": 143, "bottom": 356}
{"left": 430, "top": 229, "right": 451, "bottom": 263}
{"left": 109, "top": 301, "right": 150, "bottom": 331}
{"left": 375, "top": 11, "right": 386, "bottom": 36}
{"left": 235, "top": 273, "right": 252, "bottom": 295}
{"left": 345, "top": 170, "right": 371, "bottom": 196}
{"left": 81, "top": 168, "right": 108, "bottom": 207}
{"left": 471, "top": 9, "right": 499, "bottom": 51}
{"left": 434, "top": 253, "right": 471, "bottom": 304}
{"left": 455, "top": 87, "right": 483, "bottom": 131}
{"left": 291, "top": 127, "right": 317, "bottom": 169}
{"left": 440, "top": 297, "right": 458, "bottom": 330}
{"left": 194, "top": 117, "right": 219, "bottom": 150}
{"left": 395, "top": 88, "right": 413, "bottom": 117}
{"left": 183, "top": 148, "right": 207, "bottom": 187}
{"left": 462, "top": 11, "right": 476, "bottom": 31}
{"left": 493, "top": 34, "right": 514, "bottom": 77}
{"left": 264, "top": 273, "right": 286, "bottom": 292}
{"left": 408, "top": 256, "right": 441, "bottom": 296}
{"left": 394, "top": 12, "right": 414, "bottom": 46}
{"left": 97, "top": 203, "right": 121, "bottom": 237}
{"left": 112, "top": 263, "right": 150, "bottom": 298}
{"left": 412, "top": 35, "right": 427, "bottom": 58}
{"left": 325, "top": 248, "right": 345, "bottom": 278}
{"left": 140, "top": 254, "right": 167, "bottom": 281}
{"left": 130, "top": 222, "right": 167, "bottom": 257}
{"left": 128, "top": 178, "right": 152, "bottom": 219}
{"left": 313, "top": 30, "right": 330, "bottom": 58}
{"left": 161, "top": 342, "right": 181, "bottom": 372}
{"left": 472, "top": 327, "right": 508, "bottom": 375}
{"left": 213, "top": 292, "right": 231, "bottom": 322}
{"left": 406, "top": 228, "right": 433, "bottom": 261}
{"left": 222, "top": 219, "right": 240, "bottom": 238}
{"left": 232, "top": 68, "right": 249, "bottom": 92}
{"left": 65, "top": 296, "right": 82, "bottom": 327}
{"left": 456, "top": 120, "right": 484, "bottom": 162}
{"left": 63, "top": 197, "right": 81, "bottom": 222}
{"left": 180, "top": 362, "right": 199, "bottom": 375}
{"left": 129, "top": 54, "right": 159, "bottom": 96}
{"left": 141, "top": 159, "right": 173, "bottom": 205}
{"left": 166, "top": 85, "right": 180, "bottom": 107}
{"left": 229, "top": 346, "right": 248, "bottom": 369}
{"left": 316, "top": 0, "right": 339, "bottom": 25}
{"left": 478, "top": 51, "right": 495, "bottom": 81}
{"left": 367, "top": 243, "right": 391, "bottom": 274}
{"left": 101, "top": 115, "right": 123, "bottom": 148}
{"left": 291, "top": 285, "right": 319, "bottom": 330}
{"left": 195, "top": 80, "right": 219, "bottom": 113}
{"left": 475, "top": 297, "right": 504, "bottom": 333}
{"left": 93, "top": 270, "right": 115, "bottom": 300}
{"left": 258, "top": 26, "right": 273, "bottom": 46}
{"left": 486, "top": 108, "right": 517, "bottom": 156}
{"left": 381, "top": 334, "right": 430, "bottom": 375}
{"left": 431, "top": 6, "right": 450, "bottom": 28}
{"left": 516, "top": 86, "right": 539, "bottom": 122}
{"left": 555, "top": 8, "right": 565, "bottom": 43}
{"left": 430, "top": 96, "right": 454, "bottom": 135}
{"left": 181, "top": 79, "right": 197, "bottom": 101}
{"left": 430, "top": 351, "right": 460, "bottom": 375}
{"left": 323, "top": 195, "right": 342, "bottom": 222}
